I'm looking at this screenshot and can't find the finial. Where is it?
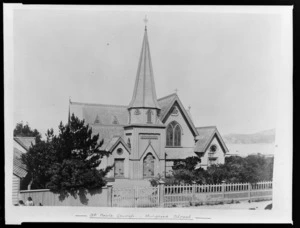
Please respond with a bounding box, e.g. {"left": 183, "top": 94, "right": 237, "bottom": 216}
{"left": 144, "top": 15, "right": 148, "bottom": 30}
{"left": 69, "top": 96, "right": 71, "bottom": 103}
{"left": 175, "top": 88, "right": 178, "bottom": 94}
{"left": 188, "top": 106, "right": 191, "bottom": 111}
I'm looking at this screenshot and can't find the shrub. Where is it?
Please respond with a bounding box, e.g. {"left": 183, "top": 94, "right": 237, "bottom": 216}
{"left": 195, "top": 202, "right": 203, "bottom": 206}
{"left": 149, "top": 173, "right": 180, "bottom": 187}
{"left": 169, "top": 155, "right": 273, "bottom": 185}
{"left": 265, "top": 203, "right": 272, "bottom": 210}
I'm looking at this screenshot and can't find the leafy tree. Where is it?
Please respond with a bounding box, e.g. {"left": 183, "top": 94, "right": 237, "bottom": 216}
{"left": 14, "top": 121, "right": 42, "bottom": 142}
{"left": 171, "top": 156, "right": 209, "bottom": 185}
{"left": 242, "top": 154, "right": 273, "bottom": 183}
{"left": 149, "top": 173, "right": 180, "bottom": 187}
{"left": 205, "top": 164, "right": 228, "bottom": 184}
{"left": 163, "top": 154, "right": 274, "bottom": 185}
{"left": 21, "top": 114, "right": 113, "bottom": 197}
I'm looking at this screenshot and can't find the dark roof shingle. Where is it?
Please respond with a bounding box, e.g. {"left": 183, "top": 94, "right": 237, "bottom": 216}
{"left": 90, "top": 125, "right": 125, "bottom": 150}
{"left": 69, "top": 93, "right": 196, "bottom": 150}
{"left": 70, "top": 102, "right": 128, "bottom": 126}
{"left": 14, "top": 137, "right": 36, "bottom": 151}
{"left": 157, "top": 93, "right": 177, "bottom": 121}
{"left": 195, "top": 126, "right": 229, "bottom": 153}
{"left": 13, "top": 148, "right": 28, "bottom": 178}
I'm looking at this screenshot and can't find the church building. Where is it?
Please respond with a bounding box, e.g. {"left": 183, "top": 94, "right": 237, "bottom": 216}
{"left": 69, "top": 24, "right": 229, "bottom": 180}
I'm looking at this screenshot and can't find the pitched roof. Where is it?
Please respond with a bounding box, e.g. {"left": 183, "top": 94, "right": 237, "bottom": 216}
{"left": 70, "top": 92, "right": 180, "bottom": 128}
{"left": 105, "top": 136, "right": 131, "bottom": 153}
{"left": 186, "top": 108, "right": 193, "bottom": 122}
{"left": 89, "top": 125, "right": 125, "bottom": 150}
{"left": 158, "top": 93, "right": 199, "bottom": 136}
{"left": 128, "top": 28, "right": 160, "bottom": 109}
{"left": 70, "top": 102, "right": 128, "bottom": 126}
{"left": 69, "top": 92, "right": 198, "bottom": 148}
{"left": 157, "top": 93, "right": 177, "bottom": 120}
{"left": 195, "top": 126, "right": 229, "bottom": 153}
{"left": 13, "top": 148, "right": 28, "bottom": 178}
{"left": 14, "top": 137, "right": 36, "bottom": 151}
{"left": 104, "top": 136, "right": 120, "bottom": 151}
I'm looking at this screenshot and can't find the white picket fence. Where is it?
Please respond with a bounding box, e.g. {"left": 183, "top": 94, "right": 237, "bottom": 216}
{"left": 163, "top": 181, "right": 273, "bottom": 207}
{"left": 111, "top": 181, "right": 272, "bottom": 208}
{"left": 19, "top": 181, "right": 272, "bottom": 207}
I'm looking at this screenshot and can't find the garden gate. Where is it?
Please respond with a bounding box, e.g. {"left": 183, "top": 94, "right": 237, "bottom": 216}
{"left": 112, "top": 186, "right": 159, "bottom": 207}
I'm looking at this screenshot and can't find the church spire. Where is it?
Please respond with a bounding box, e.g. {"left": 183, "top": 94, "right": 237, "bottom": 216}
{"left": 128, "top": 19, "right": 160, "bottom": 110}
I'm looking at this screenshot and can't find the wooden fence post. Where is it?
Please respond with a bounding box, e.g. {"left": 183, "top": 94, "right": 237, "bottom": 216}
{"left": 192, "top": 181, "right": 196, "bottom": 206}
{"left": 158, "top": 180, "right": 165, "bottom": 208}
{"left": 222, "top": 181, "right": 226, "bottom": 200}
{"left": 248, "top": 183, "right": 252, "bottom": 202}
{"left": 134, "top": 186, "right": 138, "bottom": 208}
{"left": 107, "top": 183, "right": 113, "bottom": 207}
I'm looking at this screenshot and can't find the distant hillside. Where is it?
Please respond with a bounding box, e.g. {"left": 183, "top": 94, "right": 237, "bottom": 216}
{"left": 223, "top": 129, "right": 275, "bottom": 144}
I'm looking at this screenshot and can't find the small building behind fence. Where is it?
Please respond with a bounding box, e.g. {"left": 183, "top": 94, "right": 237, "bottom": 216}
{"left": 19, "top": 184, "right": 113, "bottom": 207}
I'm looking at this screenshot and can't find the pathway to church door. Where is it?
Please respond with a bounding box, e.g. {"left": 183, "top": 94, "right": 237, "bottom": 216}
{"left": 143, "top": 153, "right": 155, "bottom": 178}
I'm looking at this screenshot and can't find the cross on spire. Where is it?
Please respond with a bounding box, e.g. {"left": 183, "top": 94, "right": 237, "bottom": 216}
{"left": 175, "top": 88, "right": 178, "bottom": 93}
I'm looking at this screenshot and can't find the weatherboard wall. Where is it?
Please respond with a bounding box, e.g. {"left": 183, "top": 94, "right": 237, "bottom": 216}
{"left": 200, "top": 136, "right": 225, "bottom": 169}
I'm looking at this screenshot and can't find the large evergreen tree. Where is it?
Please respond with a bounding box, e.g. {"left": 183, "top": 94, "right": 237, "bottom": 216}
{"left": 21, "top": 114, "right": 112, "bottom": 196}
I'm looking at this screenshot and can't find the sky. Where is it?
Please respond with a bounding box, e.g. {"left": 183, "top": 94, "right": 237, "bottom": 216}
{"left": 12, "top": 6, "right": 282, "bottom": 138}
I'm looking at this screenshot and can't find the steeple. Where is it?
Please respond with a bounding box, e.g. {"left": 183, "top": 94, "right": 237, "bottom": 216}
{"left": 128, "top": 20, "right": 160, "bottom": 110}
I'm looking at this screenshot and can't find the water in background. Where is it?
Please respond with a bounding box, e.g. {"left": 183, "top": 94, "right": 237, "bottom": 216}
{"left": 226, "top": 143, "right": 275, "bottom": 157}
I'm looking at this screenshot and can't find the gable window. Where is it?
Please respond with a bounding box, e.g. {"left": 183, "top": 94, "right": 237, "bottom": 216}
{"left": 166, "top": 121, "right": 181, "bottom": 147}
{"left": 94, "top": 115, "right": 100, "bottom": 124}
{"left": 127, "top": 138, "right": 131, "bottom": 149}
{"left": 147, "top": 109, "right": 152, "bottom": 123}
{"left": 210, "top": 144, "right": 217, "bottom": 153}
{"left": 171, "top": 106, "right": 179, "bottom": 116}
{"left": 134, "top": 109, "right": 141, "bottom": 115}
{"left": 112, "top": 116, "right": 119, "bottom": 124}
{"left": 117, "top": 148, "right": 123, "bottom": 155}
{"left": 208, "top": 157, "right": 218, "bottom": 165}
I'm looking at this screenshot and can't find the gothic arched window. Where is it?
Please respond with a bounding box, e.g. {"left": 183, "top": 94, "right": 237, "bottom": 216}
{"left": 147, "top": 109, "right": 152, "bottom": 123}
{"left": 127, "top": 138, "right": 131, "bottom": 149}
{"left": 166, "top": 121, "right": 181, "bottom": 147}
{"left": 166, "top": 124, "right": 173, "bottom": 146}
{"left": 174, "top": 124, "right": 181, "bottom": 146}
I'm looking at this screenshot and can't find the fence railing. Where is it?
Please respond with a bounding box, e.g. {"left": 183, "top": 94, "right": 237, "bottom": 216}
{"left": 163, "top": 181, "right": 272, "bottom": 207}
{"left": 18, "top": 181, "right": 272, "bottom": 208}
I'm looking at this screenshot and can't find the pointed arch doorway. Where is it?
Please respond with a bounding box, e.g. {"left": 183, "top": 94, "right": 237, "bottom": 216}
{"left": 143, "top": 153, "right": 155, "bottom": 178}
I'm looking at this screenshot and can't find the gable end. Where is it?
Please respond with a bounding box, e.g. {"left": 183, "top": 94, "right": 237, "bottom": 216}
{"left": 162, "top": 100, "right": 198, "bottom": 137}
